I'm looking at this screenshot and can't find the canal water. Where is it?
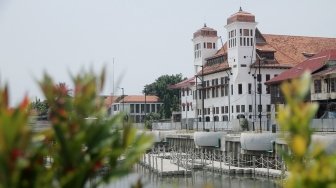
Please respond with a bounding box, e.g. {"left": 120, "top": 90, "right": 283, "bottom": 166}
{"left": 102, "top": 164, "right": 282, "bottom": 188}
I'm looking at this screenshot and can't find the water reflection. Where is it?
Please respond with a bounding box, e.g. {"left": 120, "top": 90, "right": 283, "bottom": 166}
{"left": 103, "top": 164, "right": 281, "bottom": 188}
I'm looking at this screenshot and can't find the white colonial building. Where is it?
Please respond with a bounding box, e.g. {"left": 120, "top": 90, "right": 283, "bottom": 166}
{"left": 171, "top": 8, "right": 336, "bottom": 131}
{"left": 105, "top": 95, "right": 163, "bottom": 123}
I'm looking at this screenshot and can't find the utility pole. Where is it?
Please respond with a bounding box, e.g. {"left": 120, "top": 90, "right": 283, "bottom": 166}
{"left": 224, "top": 71, "right": 231, "bottom": 122}
{"left": 195, "top": 74, "right": 199, "bottom": 131}
{"left": 201, "top": 65, "right": 205, "bottom": 131}
{"left": 144, "top": 87, "right": 147, "bottom": 123}
{"left": 254, "top": 74, "right": 257, "bottom": 131}
{"left": 186, "top": 97, "right": 188, "bottom": 130}
{"left": 259, "top": 58, "right": 262, "bottom": 133}
{"left": 212, "top": 106, "right": 215, "bottom": 132}
{"left": 120, "top": 87, "right": 124, "bottom": 112}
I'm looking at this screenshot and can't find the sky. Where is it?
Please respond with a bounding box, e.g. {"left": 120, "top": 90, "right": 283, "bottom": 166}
{"left": 0, "top": 0, "right": 335, "bottom": 106}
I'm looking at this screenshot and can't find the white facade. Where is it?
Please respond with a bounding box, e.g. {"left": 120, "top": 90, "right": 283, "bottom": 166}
{"left": 192, "top": 24, "right": 218, "bottom": 73}
{"left": 311, "top": 74, "right": 336, "bottom": 101}
{"left": 181, "top": 87, "right": 195, "bottom": 127}
{"left": 111, "top": 101, "right": 163, "bottom": 123}
{"left": 179, "top": 9, "right": 287, "bottom": 130}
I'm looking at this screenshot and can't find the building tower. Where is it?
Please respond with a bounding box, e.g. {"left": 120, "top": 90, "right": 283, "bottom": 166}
{"left": 224, "top": 7, "right": 257, "bottom": 82}
{"left": 192, "top": 24, "right": 218, "bottom": 74}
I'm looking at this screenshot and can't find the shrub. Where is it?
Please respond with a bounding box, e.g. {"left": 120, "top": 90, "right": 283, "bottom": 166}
{"left": 0, "top": 69, "right": 153, "bottom": 188}
{"left": 278, "top": 72, "right": 336, "bottom": 188}
{"left": 239, "top": 118, "right": 249, "bottom": 131}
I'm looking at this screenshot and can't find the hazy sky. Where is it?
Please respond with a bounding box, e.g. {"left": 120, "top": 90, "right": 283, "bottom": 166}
{"left": 0, "top": 0, "right": 335, "bottom": 105}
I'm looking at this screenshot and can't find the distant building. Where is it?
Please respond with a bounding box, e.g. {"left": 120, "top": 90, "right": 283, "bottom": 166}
{"left": 171, "top": 8, "right": 336, "bottom": 130}
{"left": 104, "top": 95, "right": 163, "bottom": 123}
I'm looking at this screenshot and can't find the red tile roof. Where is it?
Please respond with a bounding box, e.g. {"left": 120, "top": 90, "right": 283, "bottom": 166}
{"left": 266, "top": 49, "right": 336, "bottom": 84}
{"left": 202, "top": 33, "right": 336, "bottom": 76}
{"left": 169, "top": 77, "right": 195, "bottom": 89}
{"left": 104, "top": 95, "right": 160, "bottom": 106}
{"left": 262, "top": 34, "right": 336, "bottom": 66}
{"left": 197, "top": 61, "right": 231, "bottom": 76}
{"left": 122, "top": 95, "right": 160, "bottom": 103}
{"left": 193, "top": 24, "right": 217, "bottom": 38}
{"left": 227, "top": 10, "right": 255, "bottom": 25}
{"left": 214, "top": 42, "right": 227, "bottom": 56}
{"left": 104, "top": 96, "right": 120, "bottom": 108}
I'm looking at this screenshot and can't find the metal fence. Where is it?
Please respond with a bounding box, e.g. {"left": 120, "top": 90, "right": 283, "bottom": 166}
{"left": 152, "top": 118, "right": 336, "bottom": 132}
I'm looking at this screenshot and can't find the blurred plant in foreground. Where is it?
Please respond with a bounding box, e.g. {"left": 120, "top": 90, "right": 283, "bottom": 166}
{"left": 278, "top": 72, "right": 336, "bottom": 188}
{"left": 0, "top": 69, "right": 153, "bottom": 188}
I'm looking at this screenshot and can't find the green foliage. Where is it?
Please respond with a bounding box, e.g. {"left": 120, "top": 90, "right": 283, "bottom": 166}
{"left": 143, "top": 74, "right": 184, "bottom": 118}
{"left": 144, "top": 112, "right": 161, "bottom": 130}
{"left": 0, "top": 86, "right": 51, "bottom": 188}
{"left": 277, "top": 72, "right": 336, "bottom": 188}
{"left": 30, "top": 98, "right": 49, "bottom": 117}
{"left": 0, "top": 69, "right": 153, "bottom": 188}
{"left": 239, "top": 118, "right": 248, "bottom": 131}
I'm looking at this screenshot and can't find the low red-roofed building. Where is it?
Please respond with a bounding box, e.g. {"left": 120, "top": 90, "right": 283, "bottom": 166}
{"left": 266, "top": 50, "right": 336, "bottom": 117}
{"left": 104, "top": 95, "right": 163, "bottom": 123}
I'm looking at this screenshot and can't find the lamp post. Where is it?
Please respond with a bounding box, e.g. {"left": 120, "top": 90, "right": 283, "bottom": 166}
{"left": 118, "top": 87, "right": 124, "bottom": 113}
{"left": 254, "top": 74, "right": 257, "bottom": 131}
{"left": 201, "top": 65, "right": 205, "bottom": 131}
{"left": 212, "top": 105, "right": 215, "bottom": 132}
{"left": 144, "top": 87, "right": 147, "bottom": 121}
{"left": 258, "top": 58, "right": 262, "bottom": 133}
{"left": 224, "top": 70, "right": 231, "bottom": 122}
{"left": 194, "top": 65, "right": 205, "bottom": 131}
{"left": 195, "top": 72, "right": 199, "bottom": 131}
{"left": 186, "top": 97, "right": 188, "bottom": 130}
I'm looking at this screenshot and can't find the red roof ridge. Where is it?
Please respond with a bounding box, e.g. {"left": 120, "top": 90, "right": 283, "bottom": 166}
{"left": 308, "top": 55, "right": 328, "bottom": 61}
{"left": 169, "top": 77, "right": 195, "bottom": 89}
{"left": 263, "top": 33, "right": 336, "bottom": 39}
{"left": 266, "top": 50, "right": 336, "bottom": 84}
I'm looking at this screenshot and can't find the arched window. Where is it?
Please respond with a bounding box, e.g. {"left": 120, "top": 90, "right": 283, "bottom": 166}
{"left": 222, "top": 115, "right": 228, "bottom": 121}
{"left": 205, "top": 116, "right": 210, "bottom": 122}
{"left": 214, "top": 116, "right": 219, "bottom": 122}
{"left": 198, "top": 117, "right": 202, "bottom": 122}
{"left": 237, "top": 114, "right": 245, "bottom": 119}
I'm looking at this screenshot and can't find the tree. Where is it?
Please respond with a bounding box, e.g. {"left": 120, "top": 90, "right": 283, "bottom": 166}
{"left": 144, "top": 112, "right": 161, "bottom": 130}
{"left": 143, "top": 74, "right": 184, "bottom": 119}
{"left": 30, "top": 98, "right": 49, "bottom": 118}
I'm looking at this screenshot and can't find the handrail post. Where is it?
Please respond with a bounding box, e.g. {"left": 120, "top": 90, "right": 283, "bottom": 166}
{"left": 155, "top": 155, "right": 158, "bottom": 172}
{"left": 161, "top": 158, "right": 163, "bottom": 176}
{"left": 229, "top": 156, "right": 231, "bottom": 172}
{"left": 148, "top": 153, "right": 151, "bottom": 168}
{"left": 212, "top": 150, "right": 214, "bottom": 171}
{"left": 253, "top": 156, "right": 256, "bottom": 176}
{"left": 267, "top": 156, "right": 270, "bottom": 177}
{"left": 220, "top": 153, "right": 223, "bottom": 174}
